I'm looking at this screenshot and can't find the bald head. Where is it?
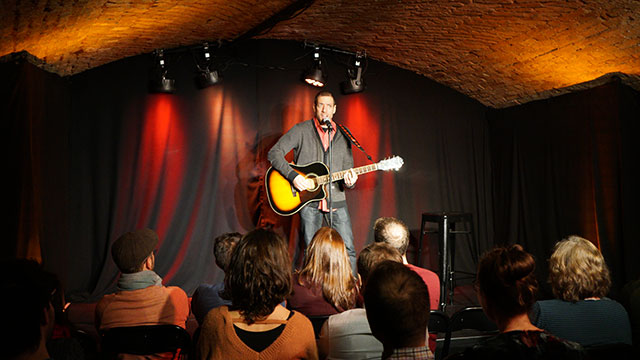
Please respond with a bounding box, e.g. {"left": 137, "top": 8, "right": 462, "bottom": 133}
{"left": 373, "top": 217, "right": 410, "bottom": 256}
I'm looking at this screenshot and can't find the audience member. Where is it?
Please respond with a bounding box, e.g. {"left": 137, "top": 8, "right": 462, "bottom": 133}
{"left": 47, "top": 276, "right": 95, "bottom": 360}
{"left": 460, "top": 244, "right": 584, "bottom": 360}
{"left": 287, "top": 227, "right": 358, "bottom": 317}
{"left": 530, "top": 235, "right": 632, "bottom": 347}
{"left": 191, "top": 232, "right": 241, "bottom": 326}
{"left": 95, "top": 228, "right": 189, "bottom": 331}
{"left": 196, "top": 228, "right": 318, "bottom": 359}
{"left": 2, "top": 258, "right": 57, "bottom": 360}
{"left": 318, "top": 242, "right": 402, "bottom": 359}
{"left": 373, "top": 217, "right": 440, "bottom": 310}
{"left": 364, "top": 260, "right": 434, "bottom": 360}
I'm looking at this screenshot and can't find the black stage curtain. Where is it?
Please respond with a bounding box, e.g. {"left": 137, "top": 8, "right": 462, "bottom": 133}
{"left": 4, "top": 40, "right": 491, "bottom": 302}
{"left": 487, "top": 80, "right": 640, "bottom": 299}
{"left": 1, "top": 57, "right": 70, "bottom": 265}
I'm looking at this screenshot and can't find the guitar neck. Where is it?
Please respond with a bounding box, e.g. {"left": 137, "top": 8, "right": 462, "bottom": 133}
{"left": 319, "top": 163, "right": 379, "bottom": 185}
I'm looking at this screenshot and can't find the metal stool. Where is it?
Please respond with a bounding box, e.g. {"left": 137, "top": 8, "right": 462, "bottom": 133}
{"left": 418, "top": 212, "right": 478, "bottom": 312}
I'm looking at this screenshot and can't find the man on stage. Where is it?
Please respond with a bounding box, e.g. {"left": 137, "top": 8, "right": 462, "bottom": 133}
{"left": 268, "top": 91, "right": 358, "bottom": 274}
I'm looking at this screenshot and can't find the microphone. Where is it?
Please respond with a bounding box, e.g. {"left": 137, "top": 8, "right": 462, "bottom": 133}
{"left": 322, "top": 117, "right": 332, "bottom": 131}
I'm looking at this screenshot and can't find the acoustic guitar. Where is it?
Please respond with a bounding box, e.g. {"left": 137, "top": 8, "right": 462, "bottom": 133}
{"left": 265, "top": 156, "right": 404, "bottom": 216}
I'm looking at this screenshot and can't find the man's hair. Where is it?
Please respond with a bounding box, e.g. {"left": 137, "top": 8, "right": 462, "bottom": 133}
{"left": 357, "top": 242, "right": 403, "bottom": 284}
{"left": 298, "top": 227, "right": 357, "bottom": 311}
{"left": 1, "top": 258, "right": 57, "bottom": 359}
{"left": 314, "top": 91, "right": 335, "bottom": 106}
{"left": 222, "top": 228, "right": 292, "bottom": 324}
{"left": 373, "top": 217, "right": 410, "bottom": 255}
{"left": 364, "top": 260, "right": 430, "bottom": 349}
{"left": 213, "top": 232, "right": 241, "bottom": 271}
{"left": 476, "top": 244, "right": 538, "bottom": 321}
{"left": 548, "top": 235, "right": 611, "bottom": 301}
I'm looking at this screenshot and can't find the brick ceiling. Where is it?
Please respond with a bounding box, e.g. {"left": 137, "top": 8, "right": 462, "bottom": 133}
{"left": 1, "top": 0, "right": 639, "bottom": 108}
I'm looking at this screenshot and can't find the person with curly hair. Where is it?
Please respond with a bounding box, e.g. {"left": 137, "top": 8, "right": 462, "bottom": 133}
{"left": 530, "top": 235, "right": 632, "bottom": 346}
{"left": 287, "top": 227, "right": 358, "bottom": 317}
{"left": 196, "top": 228, "right": 318, "bottom": 360}
{"left": 460, "top": 244, "right": 584, "bottom": 359}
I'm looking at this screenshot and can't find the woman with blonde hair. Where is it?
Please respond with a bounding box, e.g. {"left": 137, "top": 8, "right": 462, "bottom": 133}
{"left": 530, "top": 235, "right": 632, "bottom": 346}
{"left": 287, "top": 227, "right": 358, "bottom": 317}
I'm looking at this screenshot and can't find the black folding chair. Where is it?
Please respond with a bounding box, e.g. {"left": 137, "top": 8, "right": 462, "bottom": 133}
{"left": 449, "top": 306, "right": 497, "bottom": 332}
{"left": 100, "top": 324, "right": 191, "bottom": 360}
{"left": 428, "top": 310, "right": 451, "bottom": 359}
{"left": 583, "top": 342, "right": 635, "bottom": 360}
{"left": 445, "top": 306, "right": 498, "bottom": 358}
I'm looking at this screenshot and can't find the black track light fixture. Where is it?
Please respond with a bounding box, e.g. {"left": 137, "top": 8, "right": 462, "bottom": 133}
{"left": 149, "top": 49, "right": 176, "bottom": 94}
{"left": 340, "top": 52, "right": 366, "bottom": 94}
{"left": 302, "top": 46, "right": 326, "bottom": 87}
{"left": 195, "top": 42, "right": 221, "bottom": 89}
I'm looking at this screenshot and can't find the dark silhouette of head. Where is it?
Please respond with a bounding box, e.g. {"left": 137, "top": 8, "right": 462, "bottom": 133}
{"left": 213, "top": 232, "right": 242, "bottom": 272}
{"left": 364, "top": 260, "right": 430, "bottom": 351}
{"left": 2, "top": 258, "right": 57, "bottom": 359}
{"left": 357, "top": 242, "right": 402, "bottom": 285}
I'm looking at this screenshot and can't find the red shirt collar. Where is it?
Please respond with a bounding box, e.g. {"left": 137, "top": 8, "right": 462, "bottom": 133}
{"left": 314, "top": 117, "right": 336, "bottom": 134}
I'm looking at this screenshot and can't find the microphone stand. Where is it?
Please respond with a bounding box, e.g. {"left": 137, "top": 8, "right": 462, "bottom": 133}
{"left": 324, "top": 119, "right": 333, "bottom": 230}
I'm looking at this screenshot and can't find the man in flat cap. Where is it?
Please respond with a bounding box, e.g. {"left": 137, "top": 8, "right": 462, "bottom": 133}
{"left": 94, "top": 228, "right": 189, "bottom": 332}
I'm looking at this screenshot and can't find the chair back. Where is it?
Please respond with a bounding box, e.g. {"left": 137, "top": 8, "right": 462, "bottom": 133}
{"left": 429, "top": 310, "right": 451, "bottom": 359}
{"left": 449, "top": 306, "right": 498, "bottom": 333}
{"left": 429, "top": 310, "right": 450, "bottom": 333}
{"left": 100, "top": 324, "right": 191, "bottom": 359}
{"left": 583, "top": 342, "right": 635, "bottom": 360}
{"left": 444, "top": 306, "right": 498, "bottom": 359}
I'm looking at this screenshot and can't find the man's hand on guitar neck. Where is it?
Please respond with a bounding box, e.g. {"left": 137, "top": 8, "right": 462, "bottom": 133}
{"left": 344, "top": 168, "right": 358, "bottom": 188}
{"left": 293, "top": 175, "right": 315, "bottom": 191}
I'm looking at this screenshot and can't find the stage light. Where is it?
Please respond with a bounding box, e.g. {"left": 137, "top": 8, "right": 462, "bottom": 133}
{"left": 196, "top": 69, "right": 220, "bottom": 88}
{"left": 195, "top": 42, "right": 221, "bottom": 89}
{"left": 340, "top": 52, "right": 365, "bottom": 94}
{"left": 149, "top": 49, "right": 175, "bottom": 94}
{"left": 302, "top": 46, "right": 326, "bottom": 87}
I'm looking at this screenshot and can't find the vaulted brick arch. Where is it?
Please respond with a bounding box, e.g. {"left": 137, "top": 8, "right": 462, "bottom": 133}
{"left": 1, "top": 0, "right": 639, "bottom": 107}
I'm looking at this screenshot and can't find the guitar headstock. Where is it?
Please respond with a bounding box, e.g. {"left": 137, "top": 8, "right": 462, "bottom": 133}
{"left": 378, "top": 156, "right": 404, "bottom": 171}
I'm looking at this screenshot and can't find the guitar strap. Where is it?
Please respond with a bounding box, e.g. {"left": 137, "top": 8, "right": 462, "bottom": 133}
{"left": 336, "top": 123, "right": 373, "bottom": 162}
